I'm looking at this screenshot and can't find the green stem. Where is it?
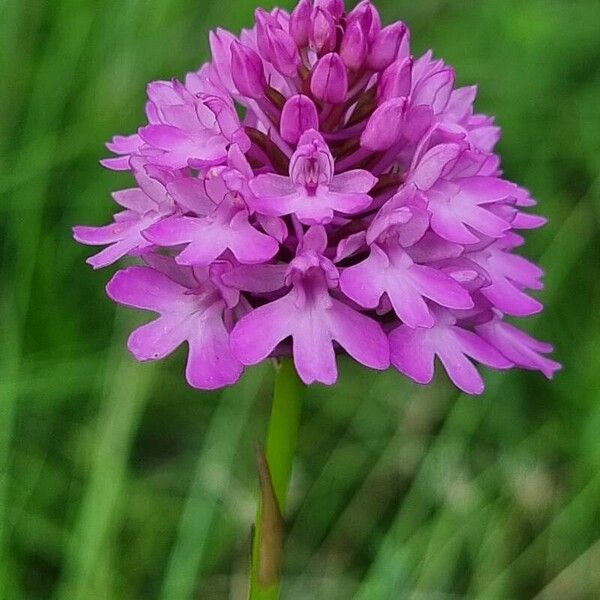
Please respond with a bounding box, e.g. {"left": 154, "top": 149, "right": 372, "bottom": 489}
{"left": 250, "top": 357, "right": 303, "bottom": 600}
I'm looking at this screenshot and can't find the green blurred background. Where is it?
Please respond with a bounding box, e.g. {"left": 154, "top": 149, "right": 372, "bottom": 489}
{"left": 1, "top": 0, "right": 599, "bottom": 598}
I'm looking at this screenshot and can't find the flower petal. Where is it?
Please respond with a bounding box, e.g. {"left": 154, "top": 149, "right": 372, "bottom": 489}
{"left": 167, "top": 178, "right": 216, "bottom": 215}
{"left": 230, "top": 295, "right": 295, "bottom": 365}
{"left": 322, "top": 191, "right": 373, "bottom": 215}
{"left": 327, "top": 299, "right": 389, "bottom": 370}
{"left": 127, "top": 314, "right": 190, "bottom": 361}
{"left": 292, "top": 311, "right": 337, "bottom": 385}
{"left": 250, "top": 173, "right": 296, "bottom": 198}
{"left": 106, "top": 266, "right": 187, "bottom": 312}
{"left": 330, "top": 170, "right": 377, "bottom": 194}
{"left": 86, "top": 238, "right": 148, "bottom": 269}
{"left": 430, "top": 201, "right": 481, "bottom": 244}
{"left": 176, "top": 232, "right": 227, "bottom": 265}
{"left": 476, "top": 320, "right": 561, "bottom": 378}
{"left": 386, "top": 275, "right": 434, "bottom": 328}
{"left": 101, "top": 156, "right": 132, "bottom": 171}
{"left": 409, "top": 264, "right": 474, "bottom": 309}
{"left": 143, "top": 215, "right": 199, "bottom": 246}
{"left": 389, "top": 325, "right": 435, "bottom": 384}
{"left": 452, "top": 328, "right": 513, "bottom": 369}
{"left": 112, "top": 188, "right": 157, "bottom": 212}
{"left": 73, "top": 223, "right": 128, "bottom": 245}
{"left": 435, "top": 334, "right": 485, "bottom": 395}
{"left": 481, "top": 278, "right": 543, "bottom": 317}
{"left": 457, "top": 176, "right": 516, "bottom": 204}
{"left": 340, "top": 245, "right": 387, "bottom": 309}
{"left": 249, "top": 190, "right": 305, "bottom": 218}
{"left": 228, "top": 212, "right": 279, "bottom": 264}
{"left": 411, "top": 144, "right": 461, "bottom": 191}
{"left": 185, "top": 307, "right": 244, "bottom": 389}
{"left": 139, "top": 124, "right": 189, "bottom": 150}
{"left": 452, "top": 201, "right": 511, "bottom": 238}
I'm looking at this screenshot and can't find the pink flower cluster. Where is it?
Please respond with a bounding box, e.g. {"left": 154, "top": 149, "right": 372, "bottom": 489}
{"left": 74, "top": 0, "right": 560, "bottom": 393}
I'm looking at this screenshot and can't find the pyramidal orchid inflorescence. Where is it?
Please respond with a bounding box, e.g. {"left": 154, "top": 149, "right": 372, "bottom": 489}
{"left": 74, "top": 0, "right": 560, "bottom": 393}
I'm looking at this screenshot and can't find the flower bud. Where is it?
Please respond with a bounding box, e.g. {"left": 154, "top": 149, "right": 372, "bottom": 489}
{"left": 289, "top": 0, "right": 312, "bottom": 47}
{"left": 256, "top": 9, "right": 300, "bottom": 77}
{"left": 347, "top": 0, "right": 381, "bottom": 42}
{"left": 271, "top": 7, "right": 289, "bottom": 28}
{"left": 310, "top": 53, "right": 348, "bottom": 104}
{"left": 231, "top": 42, "right": 266, "bottom": 99}
{"left": 360, "top": 97, "right": 408, "bottom": 151}
{"left": 366, "top": 22, "right": 409, "bottom": 71}
{"left": 310, "top": 7, "right": 337, "bottom": 54}
{"left": 315, "top": 0, "right": 344, "bottom": 19}
{"left": 280, "top": 95, "right": 319, "bottom": 145}
{"left": 378, "top": 57, "right": 413, "bottom": 102}
{"left": 208, "top": 28, "right": 237, "bottom": 93}
{"left": 340, "top": 21, "right": 368, "bottom": 71}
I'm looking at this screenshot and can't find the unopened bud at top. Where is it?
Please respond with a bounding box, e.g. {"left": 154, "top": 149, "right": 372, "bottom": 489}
{"left": 310, "top": 7, "right": 337, "bottom": 54}
{"left": 280, "top": 94, "right": 319, "bottom": 145}
{"left": 256, "top": 9, "right": 300, "bottom": 77}
{"left": 367, "top": 22, "right": 409, "bottom": 71}
{"left": 315, "top": 0, "right": 345, "bottom": 19}
{"left": 310, "top": 53, "right": 348, "bottom": 104}
{"left": 209, "top": 28, "right": 237, "bottom": 93}
{"left": 290, "top": 0, "right": 312, "bottom": 47}
{"left": 231, "top": 42, "right": 266, "bottom": 99}
{"left": 340, "top": 21, "right": 368, "bottom": 70}
{"left": 347, "top": 0, "right": 381, "bottom": 42}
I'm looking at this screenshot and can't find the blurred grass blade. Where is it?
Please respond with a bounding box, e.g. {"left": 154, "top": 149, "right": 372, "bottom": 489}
{"left": 160, "top": 364, "right": 269, "bottom": 600}
{"left": 56, "top": 339, "right": 156, "bottom": 600}
{"left": 0, "top": 302, "right": 21, "bottom": 599}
